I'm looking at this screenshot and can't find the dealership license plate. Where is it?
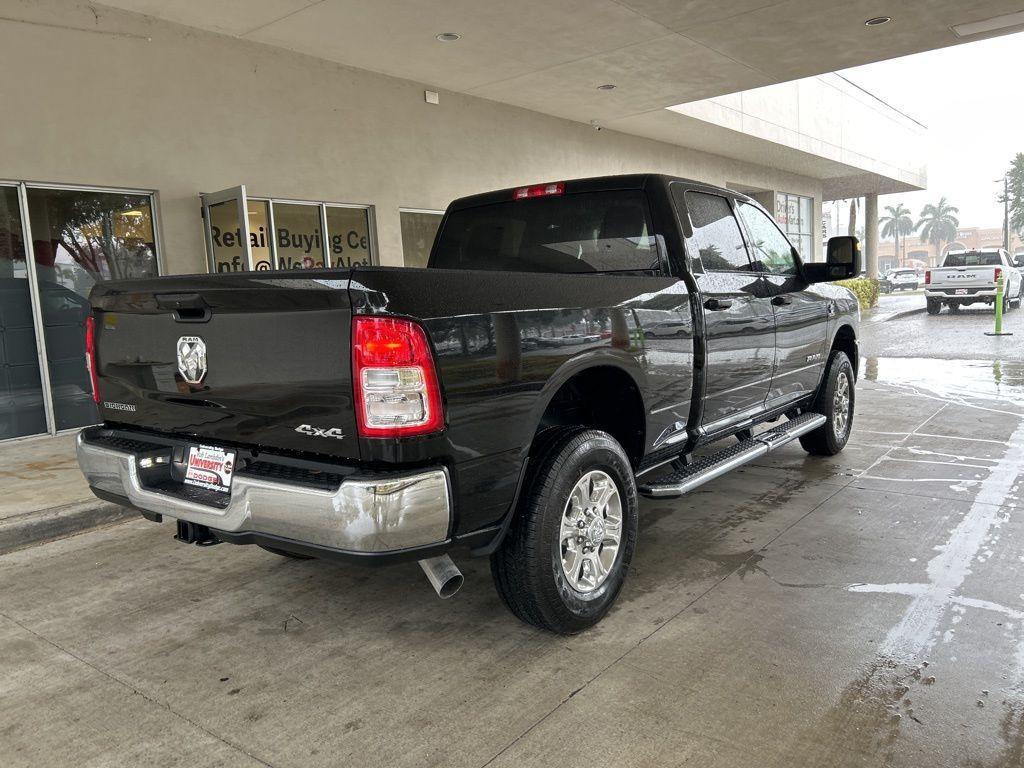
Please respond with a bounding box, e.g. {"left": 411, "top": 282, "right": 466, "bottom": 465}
{"left": 184, "top": 445, "right": 236, "bottom": 493}
{"left": 954, "top": 288, "right": 968, "bottom": 295}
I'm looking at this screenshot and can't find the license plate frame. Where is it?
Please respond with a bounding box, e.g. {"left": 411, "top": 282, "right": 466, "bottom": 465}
{"left": 954, "top": 288, "right": 968, "bottom": 296}
{"left": 184, "top": 444, "right": 236, "bottom": 494}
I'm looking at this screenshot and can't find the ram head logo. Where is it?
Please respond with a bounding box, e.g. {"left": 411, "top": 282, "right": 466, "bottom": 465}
{"left": 176, "top": 336, "right": 208, "bottom": 385}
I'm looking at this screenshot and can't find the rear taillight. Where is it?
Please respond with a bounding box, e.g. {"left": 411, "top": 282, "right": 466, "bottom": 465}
{"left": 513, "top": 182, "right": 564, "bottom": 200}
{"left": 924, "top": 270, "right": 931, "bottom": 285}
{"left": 352, "top": 316, "right": 443, "bottom": 437}
{"left": 995, "top": 267, "right": 1002, "bottom": 283}
{"left": 85, "top": 315, "right": 101, "bottom": 404}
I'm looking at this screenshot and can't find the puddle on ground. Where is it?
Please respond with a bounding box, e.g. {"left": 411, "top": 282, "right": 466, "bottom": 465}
{"left": 862, "top": 357, "right": 1024, "bottom": 410}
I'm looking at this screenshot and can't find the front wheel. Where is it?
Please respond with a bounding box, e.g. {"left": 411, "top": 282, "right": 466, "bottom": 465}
{"left": 491, "top": 428, "right": 638, "bottom": 634}
{"left": 800, "top": 351, "right": 855, "bottom": 456}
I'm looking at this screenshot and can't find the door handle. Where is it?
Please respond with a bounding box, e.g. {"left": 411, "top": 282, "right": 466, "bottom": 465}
{"left": 704, "top": 298, "right": 733, "bottom": 311}
{"left": 771, "top": 295, "right": 793, "bottom": 306}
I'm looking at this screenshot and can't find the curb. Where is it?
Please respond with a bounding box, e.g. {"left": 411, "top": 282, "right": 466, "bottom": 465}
{"left": 864, "top": 305, "right": 926, "bottom": 324}
{"left": 0, "top": 499, "right": 136, "bottom": 555}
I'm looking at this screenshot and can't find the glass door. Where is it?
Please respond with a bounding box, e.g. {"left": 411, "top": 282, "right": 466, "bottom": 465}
{"left": 0, "top": 184, "right": 48, "bottom": 439}
{"left": 27, "top": 186, "right": 159, "bottom": 431}
{"left": 201, "top": 186, "right": 253, "bottom": 272}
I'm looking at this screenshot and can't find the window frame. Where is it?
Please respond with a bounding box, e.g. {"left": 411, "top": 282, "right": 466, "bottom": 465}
{"left": 203, "top": 192, "right": 378, "bottom": 272}
{"left": 775, "top": 191, "right": 813, "bottom": 262}
{"left": 0, "top": 179, "right": 163, "bottom": 440}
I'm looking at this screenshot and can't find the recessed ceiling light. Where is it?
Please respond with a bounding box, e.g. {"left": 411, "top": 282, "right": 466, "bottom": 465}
{"left": 864, "top": 16, "right": 891, "bottom": 26}
{"left": 597, "top": 83, "right": 617, "bottom": 90}
{"left": 435, "top": 32, "right": 461, "bottom": 42}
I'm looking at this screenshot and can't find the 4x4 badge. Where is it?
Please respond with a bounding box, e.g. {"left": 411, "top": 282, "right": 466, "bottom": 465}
{"left": 176, "top": 336, "right": 207, "bottom": 385}
{"left": 295, "top": 424, "right": 346, "bottom": 440}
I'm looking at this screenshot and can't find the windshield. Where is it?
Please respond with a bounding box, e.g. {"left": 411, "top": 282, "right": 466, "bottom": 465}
{"left": 943, "top": 251, "right": 1002, "bottom": 267}
{"left": 431, "top": 190, "right": 659, "bottom": 273}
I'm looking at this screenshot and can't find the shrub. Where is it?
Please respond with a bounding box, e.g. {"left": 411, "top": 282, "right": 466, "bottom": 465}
{"left": 835, "top": 277, "right": 880, "bottom": 311}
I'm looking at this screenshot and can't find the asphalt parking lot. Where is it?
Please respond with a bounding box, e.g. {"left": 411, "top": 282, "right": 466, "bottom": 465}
{"left": 4, "top": 315, "right": 1024, "bottom": 767}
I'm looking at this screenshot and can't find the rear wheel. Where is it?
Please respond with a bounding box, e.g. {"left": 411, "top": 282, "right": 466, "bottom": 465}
{"left": 926, "top": 298, "right": 941, "bottom": 315}
{"left": 949, "top": 301, "right": 960, "bottom": 313}
{"left": 491, "top": 428, "right": 638, "bottom": 634}
{"left": 800, "top": 351, "right": 854, "bottom": 456}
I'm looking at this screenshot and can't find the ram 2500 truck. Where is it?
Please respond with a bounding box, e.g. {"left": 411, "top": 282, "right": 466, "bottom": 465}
{"left": 925, "top": 248, "right": 1024, "bottom": 314}
{"left": 77, "top": 174, "right": 860, "bottom": 634}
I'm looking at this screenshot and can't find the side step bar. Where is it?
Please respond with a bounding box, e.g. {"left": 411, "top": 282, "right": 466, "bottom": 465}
{"left": 638, "top": 412, "right": 827, "bottom": 499}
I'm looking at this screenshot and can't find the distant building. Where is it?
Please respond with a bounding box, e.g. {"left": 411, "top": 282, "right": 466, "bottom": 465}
{"left": 877, "top": 227, "right": 1024, "bottom": 271}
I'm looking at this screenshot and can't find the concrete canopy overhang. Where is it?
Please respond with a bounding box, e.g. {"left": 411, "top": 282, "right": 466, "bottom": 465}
{"left": 91, "top": 0, "right": 1024, "bottom": 192}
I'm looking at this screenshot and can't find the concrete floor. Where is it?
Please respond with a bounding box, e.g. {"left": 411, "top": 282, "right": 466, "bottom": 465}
{"left": 4, "top": 354, "right": 1024, "bottom": 766}
{"left": 0, "top": 433, "right": 92, "bottom": 521}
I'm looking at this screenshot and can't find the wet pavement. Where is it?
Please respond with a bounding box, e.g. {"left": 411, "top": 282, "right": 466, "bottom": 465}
{"left": 4, "top": 360, "right": 1024, "bottom": 766}
{"left": 860, "top": 296, "right": 1024, "bottom": 361}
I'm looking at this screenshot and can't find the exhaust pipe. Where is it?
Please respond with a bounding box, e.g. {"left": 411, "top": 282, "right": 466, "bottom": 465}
{"left": 419, "top": 554, "right": 464, "bottom": 599}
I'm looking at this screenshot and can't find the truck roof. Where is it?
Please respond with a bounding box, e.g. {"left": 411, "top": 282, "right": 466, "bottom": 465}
{"left": 446, "top": 173, "right": 751, "bottom": 212}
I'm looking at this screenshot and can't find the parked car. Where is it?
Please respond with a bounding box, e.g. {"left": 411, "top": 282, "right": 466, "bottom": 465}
{"left": 880, "top": 268, "right": 919, "bottom": 293}
{"left": 925, "top": 248, "right": 1024, "bottom": 314}
{"left": 76, "top": 174, "right": 860, "bottom": 634}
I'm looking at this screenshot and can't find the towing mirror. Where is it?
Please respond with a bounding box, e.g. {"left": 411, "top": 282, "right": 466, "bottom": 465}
{"left": 807, "top": 236, "right": 861, "bottom": 283}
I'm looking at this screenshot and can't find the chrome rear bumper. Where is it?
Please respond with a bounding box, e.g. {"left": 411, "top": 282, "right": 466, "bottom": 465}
{"left": 76, "top": 433, "right": 451, "bottom": 553}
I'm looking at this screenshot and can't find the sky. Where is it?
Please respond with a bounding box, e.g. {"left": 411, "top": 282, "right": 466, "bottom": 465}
{"left": 836, "top": 30, "right": 1024, "bottom": 231}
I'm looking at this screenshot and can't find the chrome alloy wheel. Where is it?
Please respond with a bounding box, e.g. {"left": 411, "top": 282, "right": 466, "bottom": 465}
{"left": 559, "top": 470, "right": 623, "bottom": 593}
{"left": 832, "top": 373, "right": 851, "bottom": 439}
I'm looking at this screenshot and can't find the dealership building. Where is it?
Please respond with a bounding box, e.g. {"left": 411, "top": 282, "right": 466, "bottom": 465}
{"left": 6, "top": 0, "right": 1019, "bottom": 443}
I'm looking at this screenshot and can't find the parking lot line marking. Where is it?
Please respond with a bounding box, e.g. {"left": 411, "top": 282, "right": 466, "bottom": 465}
{"left": 849, "top": 417, "right": 1024, "bottom": 661}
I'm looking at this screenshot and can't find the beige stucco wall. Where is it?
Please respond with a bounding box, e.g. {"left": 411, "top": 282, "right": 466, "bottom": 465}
{"left": 2, "top": 1, "right": 825, "bottom": 271}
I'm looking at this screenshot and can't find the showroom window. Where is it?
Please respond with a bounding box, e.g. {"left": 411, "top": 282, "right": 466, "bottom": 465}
{"left": 775, "top": 192, "right": 813, "bottom": 261}
{"left": 0, "top": 182, "right": 160, "bottom": 440}
{"left": 201, "top": 186, "right": 375, "bottom": 272}
{"left": 400, "top": 208, "right": 444, "bottom": 267}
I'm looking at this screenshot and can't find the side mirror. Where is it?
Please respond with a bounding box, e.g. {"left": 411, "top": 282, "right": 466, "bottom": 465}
{"left": 807, "top": 236, "right": 861, "bottom": 283}
{"left": 1014, "top": 255, "right": 1024, "bottom": 268}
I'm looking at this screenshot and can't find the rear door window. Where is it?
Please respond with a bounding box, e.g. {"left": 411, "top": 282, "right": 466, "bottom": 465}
{"left": 431, "top": 190, "right": 659, "bottom": 274}
{"left": 679, "top": 190, "right": 752, "bottom": 272}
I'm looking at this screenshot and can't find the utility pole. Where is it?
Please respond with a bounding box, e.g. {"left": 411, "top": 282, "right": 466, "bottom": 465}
{"left": 997, "top": 174, "right": 1010, "bottom": 251}
{"left": 1002, "top": 175, "right": 1011, "bottom": 251}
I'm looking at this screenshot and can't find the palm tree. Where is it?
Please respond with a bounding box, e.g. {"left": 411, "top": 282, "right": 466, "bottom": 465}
{"left": 917, "top": 197, "right": 959, "bottom": 265}
{"left": 880, "top": 203, "right": 916, "bottom": 267}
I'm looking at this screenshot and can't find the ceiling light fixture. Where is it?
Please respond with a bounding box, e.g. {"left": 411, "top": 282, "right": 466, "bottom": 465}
{"left": 435, "top": 32, "right": 461, "bottom": 42}
{"left": 597, "top": 83, "right": 617, "bottom": 90}
{"left": 864, "top": 16, "right": 891, "bottom": 26}
{"left": 951, "top": 10, "right": 1024, "bottom": 38}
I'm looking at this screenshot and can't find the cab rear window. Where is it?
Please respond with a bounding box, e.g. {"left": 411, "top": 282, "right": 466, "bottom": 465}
{"left": 943, "top": 252, "right": 1001, "bottom": 267}
{"left": 431, "top": 190, "right": 659, "bottom": 274}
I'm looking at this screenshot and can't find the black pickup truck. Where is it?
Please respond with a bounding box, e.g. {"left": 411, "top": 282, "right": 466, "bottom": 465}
{"left": 78, "top": 174, "right": 860, "bottom": 634}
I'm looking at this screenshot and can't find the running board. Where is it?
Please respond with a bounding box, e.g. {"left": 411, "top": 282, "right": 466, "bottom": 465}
{"left": 638, "top": 412, "right": 826, "bottom": 499}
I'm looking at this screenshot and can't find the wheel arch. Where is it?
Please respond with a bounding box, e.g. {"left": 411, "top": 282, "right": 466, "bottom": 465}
{"left": 830, "top": 323, "right": 859, "bottom": 380}
{"left": 531, "top": 359, "right": 647, "bottom": 469}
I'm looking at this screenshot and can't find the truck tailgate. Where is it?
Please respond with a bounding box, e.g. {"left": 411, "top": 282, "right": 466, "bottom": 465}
{"left": 89, "top": 272, "right": 361, "bottom": 460}
{"left": 929, "top": 266, "right": 998, "bottom": 289}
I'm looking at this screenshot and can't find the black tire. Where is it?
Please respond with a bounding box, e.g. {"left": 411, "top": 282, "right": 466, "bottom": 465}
{"left": 491, "top": 427, "right": 638, "bottom": 634}
{"left": 799, "top": 351, "right": 855, "bottom": 456}
{"left": 258, "top": 544, "right": 314, "bottom": 560}
{"left": 949, "top": 301, "right": 960, "bottom": 313}
{"left": 926, "top": 298, "right": 941, "bottom": 315}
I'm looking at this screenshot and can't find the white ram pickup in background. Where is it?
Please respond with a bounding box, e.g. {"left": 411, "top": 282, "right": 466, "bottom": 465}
{"left": 924, "top": 248, "right": 1023, "bottom": 315}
